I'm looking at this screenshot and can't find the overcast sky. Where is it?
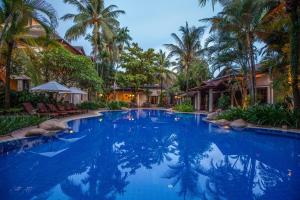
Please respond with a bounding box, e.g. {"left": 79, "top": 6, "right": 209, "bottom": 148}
{"left": 50, "top": 0, "right": 221, "bottom": 55}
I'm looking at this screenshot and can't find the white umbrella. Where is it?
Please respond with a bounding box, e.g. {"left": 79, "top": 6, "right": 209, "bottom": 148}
{"left": 31, "top": 81, "right": 70, "bottom": 93}
{"left": 60, "top": 87, "right": 87, "bottom": 94}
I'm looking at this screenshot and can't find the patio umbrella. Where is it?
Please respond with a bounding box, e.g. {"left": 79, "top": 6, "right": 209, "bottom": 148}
{"left": 60, "top": 87, "right": 87, "bottom": 94}
{"left": 30, "top": 81, "right": 70, "bottom": 93}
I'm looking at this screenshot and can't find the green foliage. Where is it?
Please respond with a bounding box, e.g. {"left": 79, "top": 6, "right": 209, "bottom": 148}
{"left": 118, "top": 43, "right": 158, "bottom": 92}
{"left": 217, "top": 95, "right": 230, "bottom": 110}
{"left": 158, "top": 92, "right": 168, "bottom": 107}
{"left": 40, "top": 46, "right": 102, "bottom": 92}
{"left": 0, "top": 108, "right": 23, "bottom": 115}
{"left": 174, "top": 59, "right": 210, "bottom": 91}
{"left": 0, "top": 115, "right": 47, "bottom": 136}
{"left": 78, "top": 101, "right": 106, "bottom": 110}
{"left": 218, "top": 104, "right": 300, "bottom": 128}
{"left": 108, "top": 101, "right": 129, "bottom": 110}
{"left": 17, "top": 91, "right": 50, "bottom": 106}
{"left": 174, "top": 100, "right": 195, "bottom": 112}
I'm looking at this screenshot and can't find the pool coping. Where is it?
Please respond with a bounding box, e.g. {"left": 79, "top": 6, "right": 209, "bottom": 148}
{"left": 1, "top": 108, "right": 299, "bottom": 144}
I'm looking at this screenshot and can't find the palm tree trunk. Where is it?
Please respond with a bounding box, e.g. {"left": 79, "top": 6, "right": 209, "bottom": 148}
{"left": 4, "top": 41, "right": 14, "bottom": 109}
{"left": 246, "top": 32, "right": 256, "bottom": 105}
{"left": 185, "top": 66, "right": 189, "bottom": 92}
{"left": 93, "top": 25, "right": 100, "bottom": 76}
{"left": 159, "top": 74, "right": 163, "bottom": 104}
{"left": 288, "top": 0, "right": 300, "bottom": 111}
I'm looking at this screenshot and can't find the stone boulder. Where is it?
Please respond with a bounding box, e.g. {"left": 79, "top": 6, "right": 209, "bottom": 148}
{"left": 39, "top": 120, "right": 68, "bottom": 131}
{"left": 206, "top": 112, "right": 219, "bottom": 120}
{"left": 215, "top": 119, "right": 230, "bottom": 126}
{"left": 25, "top": 128, "right": 49, "bottom": 137}
{"left": 121, "top": 107, "right": 129, "bottom": 111}
{"left": 230, "top": 119, "right": 248, "bottom": 129}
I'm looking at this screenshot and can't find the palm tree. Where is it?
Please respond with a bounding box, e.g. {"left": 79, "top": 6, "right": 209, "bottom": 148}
{"left": 0, "top": 0, "right": 57, "bottom": 108}
{"left": 204, "top": 21, "right": 250, "bottom": 107}
{"left": 165, "top": 22, "right": 204, "bottom": 92}
{"left": 157, "top": 50, "right": 176, "bottom": 95}
{"left": 201, "top": 0, "right": 269, "bottom": 105}
{"left": 285, "top": 0, "right": 300, "bottom": 110}
{"left": 199, "top": 0, "right": 300, "bottom": 110}
{"left": 61, "top": 0, "right": 125, "bottom": 78}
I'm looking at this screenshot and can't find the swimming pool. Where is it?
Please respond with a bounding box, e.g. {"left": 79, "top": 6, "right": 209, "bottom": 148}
{"left": 0, "top": 109, "right": 300, "bottom": 200}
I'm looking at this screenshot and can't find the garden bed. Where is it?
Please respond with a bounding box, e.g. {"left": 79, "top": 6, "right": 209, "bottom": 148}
{"left": 0, "top": 115, "right": 48, "bottom": 136}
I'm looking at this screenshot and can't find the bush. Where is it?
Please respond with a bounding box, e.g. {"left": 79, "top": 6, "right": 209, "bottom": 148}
{"left": 17, "top": 91, "right": 50, "bottom": 106}
{"left": 174, "top": 100, "right": 195, "bottom": 112}
{"left": 217, "top": 104, "right": 300, "bottom": 128}
{"left": 217, "top": 95, "right": 230, "bottom": 110}
{"left": 0, "top": 115, "right": 47, "bottom": 135}
{"left": 0, "top": 108, "right": 23, "bottom": 115}
{"left": 108, "top": 101, "right": 129, "bottom": 110}
{"left": 77, "top": 101, "right": 106, "bottom": 110}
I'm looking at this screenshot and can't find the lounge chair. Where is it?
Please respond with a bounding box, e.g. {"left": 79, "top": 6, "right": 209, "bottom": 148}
{"left": 57, "top": 104, "right": 78, "bottom": 115}
{"left": 65, "top": 103, "right": 86, "bottom": 114}
{"left": 46, "top": 104, "right": 69, "bottom": 117}
{"left": 37, "top": 103, "right": 61, "bottom": 117}
{"left": 23, "top": 102, "right": 57, "bottom": 118}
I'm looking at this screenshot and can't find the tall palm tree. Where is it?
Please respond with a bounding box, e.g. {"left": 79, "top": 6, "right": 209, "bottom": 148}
{"left": 61, "top": 0, "right": 125, "bottom": 78}
{"left": 199, "top": 0, "right": 300, "bottom": 110}
{"left": 0, "top": 0, "right": 57, "bottom": 108}
{"left": 157, "top": 50, "right": 176, "bottom": 95}
{"left": 165, "top": 22, "right": 204, "bottom": 92}
{"left": 201, "top": 0, "right": 269, "bottom": 105}
{"left": 285, "top": 0, "right": 300, "bottom": 110}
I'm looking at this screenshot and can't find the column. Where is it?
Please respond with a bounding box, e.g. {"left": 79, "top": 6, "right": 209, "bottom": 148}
{"left": 267, "top": 87, "right": 271, "bottom": 104}
{"left": 197, "top": 91, "right": 201, "bottom": 111}
{"left": 209, "top": 89, "right": 213, "bottom": 112}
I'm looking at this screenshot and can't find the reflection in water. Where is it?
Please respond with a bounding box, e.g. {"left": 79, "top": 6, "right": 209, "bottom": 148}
{"left": 0, "top": 110, "right": 300, "bottom": 200}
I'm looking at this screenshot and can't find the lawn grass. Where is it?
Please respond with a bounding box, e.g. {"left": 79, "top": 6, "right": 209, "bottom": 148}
{"left": 0, "top": 115, "right": 48, "bottom": 136}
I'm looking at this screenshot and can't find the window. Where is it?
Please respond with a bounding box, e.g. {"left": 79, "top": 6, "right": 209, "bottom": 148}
{"left": 150, "top": 96, "right": 158, "bottom": 105}
{"left": 257, "top": 88, "right": 268, "bottom": 104}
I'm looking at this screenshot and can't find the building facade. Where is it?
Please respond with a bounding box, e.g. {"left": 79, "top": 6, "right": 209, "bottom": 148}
{"left": 108, "top": 85, "right": 165, "bottom": 107}
{"left": 177, "top": 72, "right": 275, "bottom": 112}
{"left": 0, "top": 19, "right": 87, "bottom": 93}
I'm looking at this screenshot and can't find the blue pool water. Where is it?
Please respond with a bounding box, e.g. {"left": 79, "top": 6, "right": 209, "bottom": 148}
{"left": 0, "top": 110, "right": 300, "bottom": 200}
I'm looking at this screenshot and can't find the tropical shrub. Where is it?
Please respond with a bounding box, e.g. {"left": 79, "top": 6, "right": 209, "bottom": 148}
{"left": 174, "top": 100, "right": 195, "bottom": 112}
{"left": 0, "top": 115, "right": 47, "bottom": 136}
{"left": 0, "top": 91, "right": 19, "bottom": 107}
{"left": 108, "top": 101, "right": 129, "bottom": 110}
{"left": 78, "top": 101, "right": 106, "bottom": 110}
{"left": 217, "top": 95, "right": 230, "bottom": 110}
{"left": 218, "top": 104, "right": 300, "bottom": 128}
{"left": 158, "top": 92, "right": 168, "bottom": 107}
{"left": 0, "top": 108, "right": 23, "bottom": 115}
{"left": 17, "top": 91, "right": 50, "bottom": 106}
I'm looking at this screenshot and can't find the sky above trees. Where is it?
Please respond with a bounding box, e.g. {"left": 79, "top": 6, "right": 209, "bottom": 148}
{"left": 51, "top": 0, "right": 221, "bottom": 55}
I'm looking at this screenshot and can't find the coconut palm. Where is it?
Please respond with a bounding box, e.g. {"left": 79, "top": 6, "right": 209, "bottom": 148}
{"left": 165, "top": 22, "right": 204, "bottom": 92}
{"left": 61, "top": 0, "right": 125, "bottom": 77}
{"left": 285, "top": 0, "right": 300, "bottom": 110}
{"left": 0, "top": 0, "right": 57, "bottom": 108}
{"left": 157, "top": 50, "right": 176, "bottom": 94}
{"left": 199, "top": 0, "right": 300, "bottom": 110}
{"left": 202, "top": 0, "right": 270, "bottom": 105}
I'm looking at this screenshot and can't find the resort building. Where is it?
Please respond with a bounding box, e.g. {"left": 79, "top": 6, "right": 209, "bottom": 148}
{"left": 177, "top": 71, "right": 275, "bottom": 112}
{"left": 0, "top": 19, "right": 87, "bottom": 93}
{"left": 108, "top": 84, "right": 165, "bottom": 107}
